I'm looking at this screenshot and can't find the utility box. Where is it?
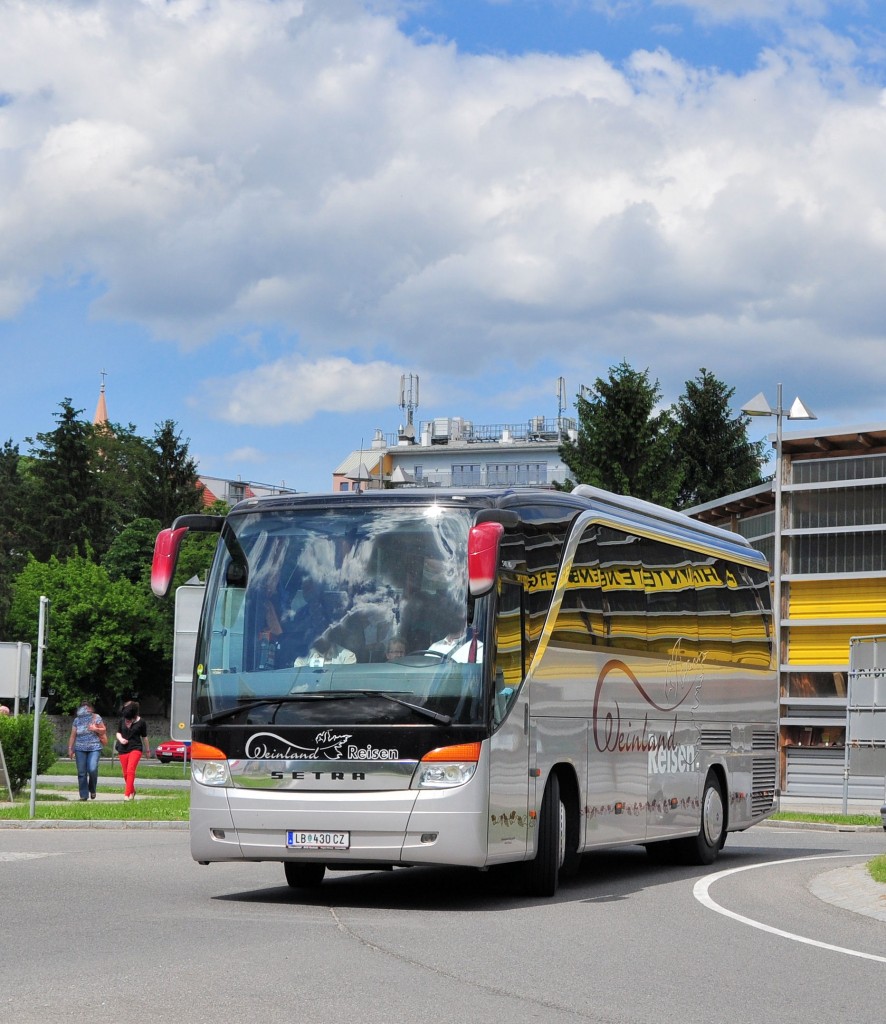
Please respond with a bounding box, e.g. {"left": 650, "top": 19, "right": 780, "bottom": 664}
{"left": 843, "top": 635, "right": 886, "bottom": 811}
{"left": 0, "top": 642, "right": 31, "bottom": 706}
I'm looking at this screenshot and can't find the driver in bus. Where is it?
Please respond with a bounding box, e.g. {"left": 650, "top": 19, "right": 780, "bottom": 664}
{"left": 428, "top": 605, "right": 483, "bottom": 663}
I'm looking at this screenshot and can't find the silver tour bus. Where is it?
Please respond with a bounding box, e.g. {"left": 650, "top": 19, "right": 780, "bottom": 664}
{"left": 152, "top": 485, "right": 777, "bottom": 896}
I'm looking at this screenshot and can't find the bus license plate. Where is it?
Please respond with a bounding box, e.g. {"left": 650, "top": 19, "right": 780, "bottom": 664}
{"left": 287, "top": 830, "right": 350, "bottom": 850}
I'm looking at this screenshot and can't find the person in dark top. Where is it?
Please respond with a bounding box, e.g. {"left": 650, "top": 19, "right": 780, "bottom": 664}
{"left": 115, "top": 701, "right": 151, "bottom": 801}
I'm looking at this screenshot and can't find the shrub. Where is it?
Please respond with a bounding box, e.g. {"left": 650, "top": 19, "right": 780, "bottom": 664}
{"left": 0, "top": 714, "right": 57, "bottom": 794}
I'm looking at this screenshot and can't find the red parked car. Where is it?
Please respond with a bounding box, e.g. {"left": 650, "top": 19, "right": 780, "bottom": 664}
{"left": 155, "top": 739, "right": 190, "bottom": 764}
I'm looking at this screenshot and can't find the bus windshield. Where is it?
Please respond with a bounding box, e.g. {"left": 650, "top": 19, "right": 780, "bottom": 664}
{"left": 193, "top": 503, "right": 487, "bottom": 728}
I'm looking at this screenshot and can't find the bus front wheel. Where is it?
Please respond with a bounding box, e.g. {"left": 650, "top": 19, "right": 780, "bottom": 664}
{"left": 284, "top": 862, "right": 326, "bottom": 888}
{"left": 524, "top": 773, "right": 565, "bottom": 897}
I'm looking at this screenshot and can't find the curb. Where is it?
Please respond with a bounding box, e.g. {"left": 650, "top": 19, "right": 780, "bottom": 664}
{"left": 756, "top": 819, "right": 884, "bottom": 833}
{"left": 809, "top": 862, "right": 886, "bottom": 923}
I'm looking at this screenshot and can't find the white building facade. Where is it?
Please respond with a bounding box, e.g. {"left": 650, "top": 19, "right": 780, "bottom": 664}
{"left": 334, "top": 414, "right": 576, "bottom": 492}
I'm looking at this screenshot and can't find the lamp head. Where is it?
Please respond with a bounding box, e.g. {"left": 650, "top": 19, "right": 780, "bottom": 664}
{"left": 787, "top": 397, "right": 816, "bottom": 420}
{"left": 741, "top": 391, "right": 773, "bottom": 417}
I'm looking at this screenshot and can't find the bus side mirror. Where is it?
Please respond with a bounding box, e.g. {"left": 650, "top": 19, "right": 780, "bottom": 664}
{"left": 152, "top": 514, "right": 224, "bottom": 598}
{"left": 468, "top": 521, "right": 504, "bottom": 597}
{"left": 151, "top": 527, "right": 190, "bottom": 598}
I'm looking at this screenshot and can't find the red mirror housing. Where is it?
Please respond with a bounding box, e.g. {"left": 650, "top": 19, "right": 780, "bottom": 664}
{"left": 468, "top": 521, "right": 504, "bottom": 597}
{"left": 151, "top": 526, "right": 189, "bottom": 598}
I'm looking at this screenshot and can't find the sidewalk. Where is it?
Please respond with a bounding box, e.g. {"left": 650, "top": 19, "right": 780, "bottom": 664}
{"left": 36, "top": 773, "right": 190, "bottom": 792}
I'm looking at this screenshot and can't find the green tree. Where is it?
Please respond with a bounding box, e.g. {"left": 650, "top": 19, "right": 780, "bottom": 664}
{"left": 7, "top": 553, "right": 166, "bottom": 714}
{"left": 0, "top": 440, "right": 27, "bottom": 632}
{"left": 559, "top": 360, "right": 682, "bottom": 506}
{"left": 671, "top": 368, "right": 766, "bottom": 509}
{"left": 23, "top": 399, "right": 101, "bottom": 562}
{"left": 88, "top": 422, "right": 155, "bottom": 556}
{"left": 103, "top": 518, "right": 163, "bottom": 585}
{"left": 140, "top": 420, "right": 205, "bottom": 525}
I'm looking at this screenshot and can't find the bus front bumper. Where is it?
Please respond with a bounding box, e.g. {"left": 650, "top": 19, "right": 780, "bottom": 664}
{"left": 190, "top": 779, "right": 490, "bottom": 869}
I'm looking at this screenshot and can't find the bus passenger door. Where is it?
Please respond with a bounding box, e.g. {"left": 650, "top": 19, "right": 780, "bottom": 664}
{"left": 486, "top": 579, "right": 531, "bottom": 865}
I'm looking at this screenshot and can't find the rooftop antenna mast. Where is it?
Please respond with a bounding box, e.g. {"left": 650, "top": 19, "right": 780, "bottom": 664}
{"left": 399, "top": 373, "right": 419, "bottom": 443}
{"left": 557, "top": 376, "right": 567, "bottom": 439}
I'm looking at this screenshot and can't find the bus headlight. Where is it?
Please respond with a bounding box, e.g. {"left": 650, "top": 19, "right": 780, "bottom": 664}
{"left": 413, "top": 742, "right": 481, "bottom": 790}
{"left": 192, "top": 760, "right": 230, "bottom": 786}
{"left": 414, "top": 761, "right": 478, "bottom": 789}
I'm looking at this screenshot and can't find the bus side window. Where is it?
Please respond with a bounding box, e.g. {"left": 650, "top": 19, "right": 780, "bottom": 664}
{"left": 550, "top": 526, "right": 605, "bottom": 650}
{"left": 599, "top": 527, "right": 647, "bottom": 652}
{"left": 645, "top": 542, "right": 698, "bottom": 661}
{"left": 730, "top": 563, "right": 773, "bottom": 667}
{"left": 696, "top": 559, "right": 734, "bottom": 665}
{"left": 493, "top": 579, "right": 524, "bottom": 725}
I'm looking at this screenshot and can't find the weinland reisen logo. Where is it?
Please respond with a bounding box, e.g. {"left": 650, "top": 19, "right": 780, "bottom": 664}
{"left": 245, "top": 730, "right": 400, "bottom": 761}
{"left": 592, "top": 657, "right": 702, "bottom": 772}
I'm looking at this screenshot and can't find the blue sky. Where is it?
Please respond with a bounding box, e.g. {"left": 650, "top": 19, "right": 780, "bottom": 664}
{"left": 2, "top": 0, "right": 885, "bottom": 494}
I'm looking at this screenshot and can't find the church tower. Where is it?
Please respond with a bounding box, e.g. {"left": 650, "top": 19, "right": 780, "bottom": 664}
{"left": 93, "top": 369, "right": 110, "bottom": 429}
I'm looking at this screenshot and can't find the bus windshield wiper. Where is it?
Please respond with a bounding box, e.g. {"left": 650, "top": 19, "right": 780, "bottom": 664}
{"left": 202, "top": 691, "right": 451, "bottom": 726}
{"left": 346, "top": 690, "right": 452, "bottom": 726}
{"left": 203, "top": 693, "right": 359, "bottom": 724}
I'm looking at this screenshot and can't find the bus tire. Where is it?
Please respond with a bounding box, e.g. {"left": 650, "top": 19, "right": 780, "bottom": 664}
{"left": 284, "top": 862, "right": 326, "bottom": 888}
{"left": 524, "top": 773, "right": 564, "bottom": 897}
{"left": 682, "top": 773, "right": 725, "bottom": 865}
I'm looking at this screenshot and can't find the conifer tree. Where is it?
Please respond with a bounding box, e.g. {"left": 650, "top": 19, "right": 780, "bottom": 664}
{"left": 559, "top": 360, "right": 682, "bottom": 506}
{"left": 141, "top": 420, "right": 204, "bottom": 525}
{"left": 24, "top": 399, "right": 101, "bottom": 561}
{"left": 671, "top": 368, "right": 765, "bottom": 509}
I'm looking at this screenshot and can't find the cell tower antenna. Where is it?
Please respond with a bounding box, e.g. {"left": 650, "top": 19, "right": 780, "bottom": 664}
{"left": 399, "top": 373, "right": 419, "bottom": 441}
{"left": 557, "top": 376, "right": 567, "bottom": 438}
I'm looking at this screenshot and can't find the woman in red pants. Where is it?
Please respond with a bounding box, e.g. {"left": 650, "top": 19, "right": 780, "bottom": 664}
{"left": 115, "top": 701, "right": 151, "bottom": 800}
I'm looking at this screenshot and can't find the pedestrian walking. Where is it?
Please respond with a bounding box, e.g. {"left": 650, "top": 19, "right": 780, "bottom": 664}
{"left": 68, "top": 702, "right": 107, "bottom": 801}
{"left": 115, "top": 701, "right": 151, "bottom": 800}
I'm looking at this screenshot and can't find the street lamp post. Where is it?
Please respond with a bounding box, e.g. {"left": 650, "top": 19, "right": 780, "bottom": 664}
{"left": 741, "top": 384, "right": 816, "bottom": 715}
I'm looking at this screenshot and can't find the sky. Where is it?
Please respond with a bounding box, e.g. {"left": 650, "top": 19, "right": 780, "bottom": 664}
{"left": 2, "top": 0, "right": 885, "bottom": 494}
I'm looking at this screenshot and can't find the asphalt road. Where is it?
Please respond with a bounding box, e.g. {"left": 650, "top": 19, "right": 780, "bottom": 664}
{"left": 1, "top": 826, "right": 883, "bottom": 1024}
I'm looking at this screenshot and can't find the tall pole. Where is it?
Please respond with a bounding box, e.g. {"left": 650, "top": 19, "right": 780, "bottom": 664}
{"left": 773, "top": 383, "right": 784, "bottom": 708}
{"left": 742, "top": 385, "right": 815, "bottom": 805}
{"left": 28, "top": 596, "right": 49, "bottom": 819}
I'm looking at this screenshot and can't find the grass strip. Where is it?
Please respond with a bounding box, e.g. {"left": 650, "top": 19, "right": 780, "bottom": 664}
{"left": 769, "top": 811, "right": 881, "bottom": 827}
{"left": 868, "top": 855, "right": 886, "bottom": 884}
{"left": 0, "top": 790, "right": 189, "bottom": 821}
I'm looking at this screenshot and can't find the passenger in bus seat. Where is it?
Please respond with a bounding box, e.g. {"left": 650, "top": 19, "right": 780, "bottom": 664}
{"left": 385, "top": 635, "right": 407, "bottom": 660}
{"left": 293, "top": 629, "right": 356, "bottom": 667}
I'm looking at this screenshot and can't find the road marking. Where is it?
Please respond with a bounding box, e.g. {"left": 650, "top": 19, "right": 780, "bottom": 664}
{"left": 694, "top": 854, "right": 886, "bottom": 964}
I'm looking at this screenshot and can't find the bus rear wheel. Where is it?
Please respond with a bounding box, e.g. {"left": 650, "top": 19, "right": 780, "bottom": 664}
{"left": 524, "top": 773, "right": 565, "bottom": 897}
{"left": 284, "top": 862, "right": 326, "bottom": 888}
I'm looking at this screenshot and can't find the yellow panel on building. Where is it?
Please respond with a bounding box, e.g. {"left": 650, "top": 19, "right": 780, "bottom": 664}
{"left": 787, "top": 624, "right": 886, "bottom": 664}
{"left": 789, "top": 578, "right": 886, "bottom": 619}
